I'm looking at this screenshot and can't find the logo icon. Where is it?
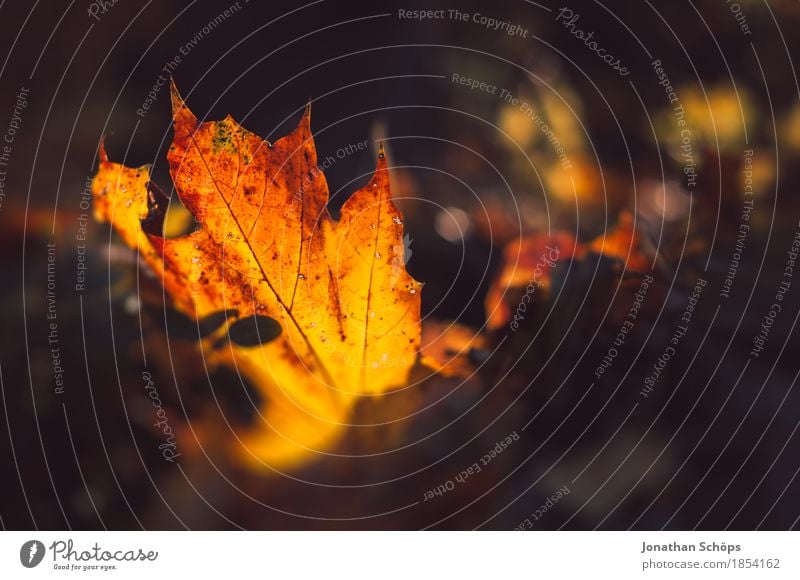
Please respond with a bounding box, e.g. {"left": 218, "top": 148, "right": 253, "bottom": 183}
{"left": 20, "top": 540, "right": 45, "bottom": 568}
{"left": 403, "top": 234, "right": 413, "bottom": 265}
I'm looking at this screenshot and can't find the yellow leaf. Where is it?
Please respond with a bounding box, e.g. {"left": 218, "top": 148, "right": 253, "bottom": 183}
{"left": 92, "top": 83, "right": 422, "bottom": 470}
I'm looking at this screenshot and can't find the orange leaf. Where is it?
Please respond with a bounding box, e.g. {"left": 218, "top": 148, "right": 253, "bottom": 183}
{"left": 484, "top": 213, "right": 650, "bottom": 331}
{"left": 484, "top": 233, "right": 576, "bottom": 331}
{"left": 587, "top": 211, "right": 650, "bottom": 272}
{"left": 92, "top": 83, "right": 422, "bottom": 470}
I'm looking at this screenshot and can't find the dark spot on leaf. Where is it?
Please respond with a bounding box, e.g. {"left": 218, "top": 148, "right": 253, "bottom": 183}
{"left": 141, "top": 181, "right": 170, "bottom": 236}
{"left": 226, "top": 315, "right": 282, "bottom": 347}
{"left": 162, "top": 308, "right": 238, "bottom": 339}
{"left": 212, "top": 122, "right": 234, "bottom": 152}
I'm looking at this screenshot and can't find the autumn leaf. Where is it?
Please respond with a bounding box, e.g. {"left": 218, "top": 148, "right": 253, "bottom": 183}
{"left": 420, "top": 320, "right": 488, "bottom": 378}
{"left": 485, "top": 233, "right": 577, "bottom": 331}
{"left": 92, "top": 82, "right": 422, "bottom": 470}
{"left": 485, "top": 213, "right": 649, "bottom": 330}
{"left": 587, "top": 211, "right": 650, "bottom": 273}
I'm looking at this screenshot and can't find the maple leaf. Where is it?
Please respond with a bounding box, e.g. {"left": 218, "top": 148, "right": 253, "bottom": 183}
{"left": 92, "top": 82, "right": 422, "bottom": 469}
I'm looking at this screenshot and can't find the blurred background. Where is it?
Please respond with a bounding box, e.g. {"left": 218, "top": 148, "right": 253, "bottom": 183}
{"left": 1, "top": 0, "right": 800, "bottom": 530}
